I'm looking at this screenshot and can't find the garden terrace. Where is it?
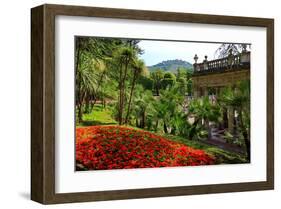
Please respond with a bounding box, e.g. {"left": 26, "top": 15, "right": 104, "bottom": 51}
{"left": 191, "top": 50, "right": 250, "bottom": 145}
{"left": 193, "top": 51, "right": 250, "bottom": 75}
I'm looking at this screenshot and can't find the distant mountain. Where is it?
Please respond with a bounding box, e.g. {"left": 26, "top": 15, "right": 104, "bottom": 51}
{"left": 148, "top": 59, "right": 193, "bottom": 73}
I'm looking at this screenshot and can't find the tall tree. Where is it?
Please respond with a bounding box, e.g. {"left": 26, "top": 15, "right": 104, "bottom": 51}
{"left": 125, "top": 59, "right": 146, "bottom": 124}
{"left": 157, "top": 85, "right": 184, "bottom": 134}
{"left": 133, "top": 86, "right": 154, "bottom": 128}
{"left": 75, "top": 37, "right": 119, "bottom": 122}
{"left": 116, "top": 46, "right": 137, "bottom": 125}
{"left": 151, "top": 69, "right": 164, "bottom": 96}
{"left": 162, "top": 72, "right": 176, "bottom": 90}
{"left": 215, "top": 43, "right": 250, "bottom": 58}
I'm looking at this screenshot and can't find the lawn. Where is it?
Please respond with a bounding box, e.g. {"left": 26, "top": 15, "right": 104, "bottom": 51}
{"left": 77, "top": 104, "right": 117, "bottom": 127}
{"left": 158, "top": 134, "right": 248, "bottom": 164}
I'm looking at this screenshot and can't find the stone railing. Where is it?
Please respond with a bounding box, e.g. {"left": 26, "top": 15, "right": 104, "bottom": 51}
{"left": 193, "top": 51, "right": 250, "bottom": 74}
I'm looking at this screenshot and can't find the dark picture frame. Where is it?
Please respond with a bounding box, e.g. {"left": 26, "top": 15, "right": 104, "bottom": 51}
{"left": 31, "top": 4, "right": 274, "bottom": 204}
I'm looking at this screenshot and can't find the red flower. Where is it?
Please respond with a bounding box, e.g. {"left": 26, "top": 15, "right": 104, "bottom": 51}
{"left": 76, "top": 125, "right": 215, "bottom": 170}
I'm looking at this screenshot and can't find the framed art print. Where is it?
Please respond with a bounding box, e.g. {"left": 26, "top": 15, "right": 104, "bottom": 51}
{"left": 31, "top": 4, "right": 274, "bottom": 204}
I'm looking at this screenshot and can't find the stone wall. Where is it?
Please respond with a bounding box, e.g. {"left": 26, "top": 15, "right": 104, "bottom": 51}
{"left": 192, "top": 68, "right": 250, "bottom": 97}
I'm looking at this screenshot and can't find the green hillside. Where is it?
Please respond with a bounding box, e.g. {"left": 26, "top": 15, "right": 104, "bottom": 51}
{"left": 148, "top": 59, "right": 193, "bottom": 72}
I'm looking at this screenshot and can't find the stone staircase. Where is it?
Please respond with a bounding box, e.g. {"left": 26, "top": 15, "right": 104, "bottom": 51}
{"left": 203, "top": 126, "right": 245, "bottom": 154}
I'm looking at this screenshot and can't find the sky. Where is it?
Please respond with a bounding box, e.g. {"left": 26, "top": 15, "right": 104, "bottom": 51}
{"left": 138, "top": 40, "right": 222, "bottom": 66}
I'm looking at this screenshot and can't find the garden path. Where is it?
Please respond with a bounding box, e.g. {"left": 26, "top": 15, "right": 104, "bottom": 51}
{"left": 203, "top": 127, "right": 246, "bottom": 154}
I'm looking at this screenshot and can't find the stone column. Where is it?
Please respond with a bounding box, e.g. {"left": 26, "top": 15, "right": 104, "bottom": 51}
{"left": 216, "top": 87, "right": 220, "bottom": 96}
{"left": 228, "top": 107, "right": 234, "bottom": 134}
{"left": 193, "top": 89, "right": 198, "bottom": 98}
{"left": 221, "top": 108, "right": 228, "bottom": 129}
{"left": 204, "top": 87, "right": 209, "bottom": 97}
{"left": 193, "top": 84, "right": 199, "bottom": 98}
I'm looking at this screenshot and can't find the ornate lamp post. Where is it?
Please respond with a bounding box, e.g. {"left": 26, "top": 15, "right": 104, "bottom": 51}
{"left": 203, "top": 55, "right": 208, "bottom": 70}
{"left": 227, "top": 49, "right": 234, "bottom": 69}
{"left": 193, "top": 54, "right": 199, "bottom": 71}
{"left": 241, "top": 44, "right": 250, "bottom": 66}
{"left": 242, "top": 44, "right": 247, "bottom": 52}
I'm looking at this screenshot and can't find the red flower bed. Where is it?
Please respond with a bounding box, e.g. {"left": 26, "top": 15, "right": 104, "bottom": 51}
{"left": 76, "top": 126, "right": 215, "bottom": 170}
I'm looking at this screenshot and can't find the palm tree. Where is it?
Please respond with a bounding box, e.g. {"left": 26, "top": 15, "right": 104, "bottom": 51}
{"left": 218, "top": 80, "right": 250, "bottom": 161}
{"left": 84, "top": 59, "right": 107, "bottom": 113}
{"left": 116, "top": 46, "right": 137, "bottom": 125}
{"left": 76, "top": 53, "right": 98, "bottom": 123}
{"left": 151, "top": 69, "right": 164, "bottom": 96}
{"left": 133, "top": 86, "right": 154, "bottom": 128}
{"left": 157, "top": 85, "right": 184, "bottom": 134}
{"left": 170, "top": 111, "right": 188, "bottom": 136}
{"left": 152, "top": 99, "right": 169, "bottom": 132}
{"left": 162, "top": 72, "right": 176, "bottom": 90}
{"left": 75, "top": 37, "right": 118, "bottom": 122}
{"left": 188, "top": 97, "right": 221, "bottom": 140}
{"left": 125, "top": 59, "right": 146, "bottom": 124}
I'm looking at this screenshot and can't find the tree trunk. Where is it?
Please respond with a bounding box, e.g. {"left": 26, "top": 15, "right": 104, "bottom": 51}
{"left": 118, "top": 61, "right": 123, "bottom": 125}
{"left": 208, "top": 128, "right": 212, "bottom": 140}
{"left": 77, "top": 95, "right": 84, "bottom": 123}
{"left": 156, "top": 84, "right": 159, "bottom": 96}
{"left": 89, "top": 95, "right": 95, "bottom": 112}
{"left": 75, "top": 40, "right": 82, "bottom": 123}
{"left": 103, "top": 98, "right": 106, "bottom": 108}
{"left": 243, "top": 131, "right": 250, "bottom": 162}
{"left": 125, "top": 71, "right": 137, "bottom": 124}
{"left": 163, "top": 122, "right": 168, "bottom": 133}
{"left": 141, "top": 110, "right": 146, "bottom": 128}
{"left": 189, "top": 118, "right": 199, "bottom": 140}
{"left": 238, "top": 109, "right": 250, "bottom": 161}
{"left": 75, "top": 40, "right": 81, "bottom": 79}
{"left": 84, "top": 94, "right": 91, "bottom": 114}
{"left": 155, "top": 119, "right": 159, "bottom": 132}
{"left": 223, "top": 108, "right": 228, "bottom": 129}
{"left": 171, "top": 126, "right": 176, "bottom": 135}
{"left": 119, "top": 57, "right": 129, "bottom": 125}
{"left": 77, "top": 103, "right": 83, "bottom": 123}
{"left": 77, "top": 91, "right": 86, "bottom": 123}
{"left": 92, "top": 70, "right": 106, "bottom": 108}
{"left": 205, "top": 119, "right": 212, "bottom": 139}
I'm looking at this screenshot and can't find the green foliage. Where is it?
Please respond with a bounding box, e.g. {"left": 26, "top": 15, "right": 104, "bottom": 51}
{"left": 188, "top": 97, "right": 222, "bottom": 139}
{"left": 162, "top": 72, "right": 176, "bottom": 89}
{"left": 75, "top": 37, "right": 121, "bottom": 122}
{"left": 218, "top": 81, "right": 250, "bottom": 136}
{"left": 137, "top": 75, "right": 153, "bottom": 90}
{"left": 186, "top": 78, "right": 192, "bottom": 96}
{"left": 118, "top": 85, "right": 153, "bottom": 129}
{"left": 189, "top": 97, "right": 222, "bottom": 123}
{"left": 177, "top": 77, "right": 187, "bottom": 95}
{"left": 75, "top": 37, "right": 249, "bottom": 164}
{"left": 150, "top": 69, "right": 164, "bottom": 95}
{"left": 152, "top": 85, "right": 184, "bottom": 134}
{"left": 157, "top": 134, "right": 247, "bottom": 164}
{"left": 218, "top": 80, "right": 251, "bottom": 160}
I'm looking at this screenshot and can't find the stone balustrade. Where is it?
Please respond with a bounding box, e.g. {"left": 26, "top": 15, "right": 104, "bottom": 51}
{"left": 193, "top": 51, "right": 250, "bottom": 74}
